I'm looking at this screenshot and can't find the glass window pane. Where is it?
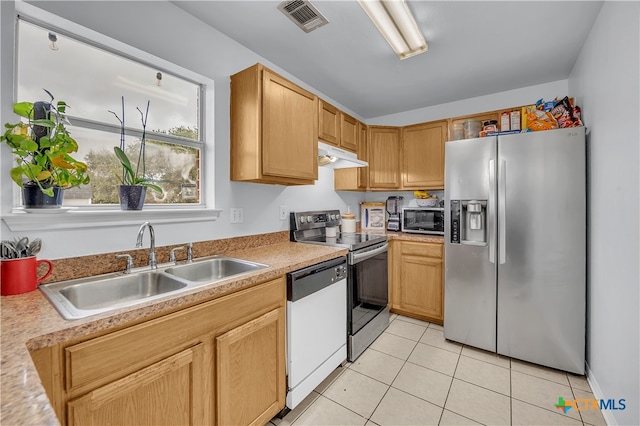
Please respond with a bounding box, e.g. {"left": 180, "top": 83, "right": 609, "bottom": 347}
{"left": 17, "top": 20, "right": 200, "bottom": 140}
{"left": 63, "top": 128, "right": 200, "bottom": 206}
{"left": 14, "top": 18, "right": 206, "bottom": 207}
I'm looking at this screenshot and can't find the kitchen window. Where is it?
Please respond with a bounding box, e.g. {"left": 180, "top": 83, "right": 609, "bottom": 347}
{"left": 13, "top": 16, "right": 211, "bottom": 209}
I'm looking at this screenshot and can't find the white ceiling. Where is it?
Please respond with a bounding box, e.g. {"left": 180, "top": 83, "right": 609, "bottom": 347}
{"left": 172, "top": 1, "right": 603, "bottom": 119}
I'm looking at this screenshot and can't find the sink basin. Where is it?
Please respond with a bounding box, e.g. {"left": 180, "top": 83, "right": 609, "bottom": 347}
{"left": 40, "top": 256, "right": 269, "bottom": 320}
{"left": 41, "top": 271, "right": 188, "bottom": 320}
{"left": 165, "top": 257, "right": 268, "bottom": 283}
{"left": 60, "top": 272, "right": 187, "bottom": 310}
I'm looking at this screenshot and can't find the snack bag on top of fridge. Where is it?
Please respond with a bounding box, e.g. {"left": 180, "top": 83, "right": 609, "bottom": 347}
{"left": 551, "top": 96, "right": 583, "bottom": 128}
{"left": 525, "top": 106, "right": 558, "bottom": 131}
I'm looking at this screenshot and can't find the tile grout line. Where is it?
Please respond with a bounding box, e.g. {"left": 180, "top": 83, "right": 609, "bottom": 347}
{"left": 437, "top": 343, "right": 462, "bottom": 425}
{"left": 329, "top": 317, "right": 423, "bottom": 424}
{"left": 568, "top": 375, "right": 586, "bottom": 425}
{"left": 510, "top": 396, "right": 585, "bottom": 423}
{"left": 365, "top": 320, "right": 427, "bottom": 423}
{"left": 510, "top": 355, "right": 513, "bottom": 425}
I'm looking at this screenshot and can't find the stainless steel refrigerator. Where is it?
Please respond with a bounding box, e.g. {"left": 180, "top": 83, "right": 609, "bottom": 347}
{"left": 444, "top": 127, "right": 585, "bottom": 374}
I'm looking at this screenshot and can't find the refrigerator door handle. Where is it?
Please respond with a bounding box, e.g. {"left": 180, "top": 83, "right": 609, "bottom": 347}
{"left": 488, "top": 159, "right": 496, "bottom": 264}
{"left": 498, "top": 159, "right": 507, "bottom": 264}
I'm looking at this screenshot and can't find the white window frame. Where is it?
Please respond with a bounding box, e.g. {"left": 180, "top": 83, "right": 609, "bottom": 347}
{"left": 3, "top": 2, "right": 221, "bottom": 231}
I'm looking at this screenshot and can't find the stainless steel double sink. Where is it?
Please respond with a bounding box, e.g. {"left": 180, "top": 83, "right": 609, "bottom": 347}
{"left": 40, "top": 256, "right": 269, "bottom": 320}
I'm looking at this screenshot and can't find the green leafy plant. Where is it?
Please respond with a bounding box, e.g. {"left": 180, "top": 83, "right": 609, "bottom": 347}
{"left": 0, "top": 90, "right": 90, "bottom": 197}
{"left": 110, "top": 98, "right": 163, "bottom": 194}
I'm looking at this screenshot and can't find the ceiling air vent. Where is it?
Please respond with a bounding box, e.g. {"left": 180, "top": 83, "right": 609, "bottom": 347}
{"left": 278, "top": 0, "right": 329, "bottom": 33}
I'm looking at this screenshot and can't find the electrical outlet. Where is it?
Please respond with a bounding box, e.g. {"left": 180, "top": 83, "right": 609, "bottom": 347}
{"left": 279, "top": 205, "right": 287, "bottom": 221}
{"left": 230, "top": 208, "right": 244, "bottom": 224}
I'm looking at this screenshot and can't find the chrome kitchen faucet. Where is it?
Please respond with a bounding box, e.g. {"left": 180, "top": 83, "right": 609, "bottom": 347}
{"left": 136, "top": 221, "right": 157, "bottom": 269}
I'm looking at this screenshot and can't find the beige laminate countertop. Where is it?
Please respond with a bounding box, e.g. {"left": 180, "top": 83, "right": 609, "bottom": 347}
{"left": 0, "top": 241, "right": 348, "bottom": 426}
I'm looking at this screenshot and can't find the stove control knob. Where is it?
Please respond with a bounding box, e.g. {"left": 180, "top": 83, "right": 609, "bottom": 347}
{"left": 306, "top": 215, "right": 313, "bottom": 223}
{"left": 299, "top": 216, "right": 306, "bottom": 223}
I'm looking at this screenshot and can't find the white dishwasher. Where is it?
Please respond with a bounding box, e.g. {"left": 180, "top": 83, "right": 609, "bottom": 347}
{"left": 286, "top": 256, "right": 347, "bottom": 409}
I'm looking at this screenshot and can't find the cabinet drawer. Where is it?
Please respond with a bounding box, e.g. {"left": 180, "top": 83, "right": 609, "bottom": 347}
{"left": 399, "top": 241, "right": 443, "bottom": 258}
{"left": 65, "top": 278, "right": 284, "bottom": 394}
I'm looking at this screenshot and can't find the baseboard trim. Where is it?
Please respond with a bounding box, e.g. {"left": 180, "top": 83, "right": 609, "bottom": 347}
{"left": 586, "top": 362, "right": 615, "bottom": 426}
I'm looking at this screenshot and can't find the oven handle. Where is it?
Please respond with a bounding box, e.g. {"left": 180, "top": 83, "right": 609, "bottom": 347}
{"left": 349, "top": 243, "right": 388, "bottom": 265}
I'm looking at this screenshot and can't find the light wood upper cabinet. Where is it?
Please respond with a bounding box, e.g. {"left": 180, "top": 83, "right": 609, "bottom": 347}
{"left": 231, "top": 64, "right": 318, "bottom": 185}
{"left": 318, "top": 99, "right": 340, "bottom": 146}
{"left": 339, "top": 112, "right": 358, "bottom": 152}
{"left": 216, "top": 308, "right": 286, "bottom": 426}
{"left": 369, "top": 126, "right": 401, "bottom": 189}
{"left": 389, "top": 241, "right": 444, "bottom": 324}
{"left": 67, "top": 345, "right": 205, "bottom": 426}
{"left": 402, "top": 120, "right": 447, "bottom": 189}
{"left": 334, "top": 121, "right": 368, "bottom": 191}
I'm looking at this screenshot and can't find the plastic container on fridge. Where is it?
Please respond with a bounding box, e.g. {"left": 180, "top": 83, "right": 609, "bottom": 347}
{"left": 463, "top": 120, "right": 482, "bottom": 139}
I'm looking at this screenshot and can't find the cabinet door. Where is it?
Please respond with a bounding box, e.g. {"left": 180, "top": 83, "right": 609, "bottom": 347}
{"left": 402, "top": 121, "right": 447, "bottom": 189}
{"left": 390, "top": 241, "right": 444, "bottom": 324}
{"left": 262, "top": 70, "right": 318, "bottom": 180}
{"left": 357, "top": 122, "right": 369, "bottom": 189}
{"left": 334, "top": 121, "right": 368, "bottom": 191}
{"left": 319, "top": 99, "right": 340, "bottom": 146}
{"left": 369, "top": 126, "right": 400, "bottom": 189}
{"left": 340, "top": 112, "right": 358, "bottom": 152}
{"left": 67, "top": 344, "right": 205, "bottom": 426}
{"left": 397, "top": 254, "right": 443, "bottom": 322}
{"left": 216, "top": 307, "right": 285, "bottom": 426}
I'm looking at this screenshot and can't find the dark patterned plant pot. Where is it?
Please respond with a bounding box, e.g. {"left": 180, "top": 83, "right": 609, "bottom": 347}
{"left": 118, "top": 185, "right": 147, "bottom": 211}
{"left": 22, "top": 183, "right": 63, "bottom": 208}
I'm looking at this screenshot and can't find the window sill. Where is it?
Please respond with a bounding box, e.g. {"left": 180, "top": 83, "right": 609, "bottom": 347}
{"left": 2, "top": 208, "right": 222, "bottom": 232}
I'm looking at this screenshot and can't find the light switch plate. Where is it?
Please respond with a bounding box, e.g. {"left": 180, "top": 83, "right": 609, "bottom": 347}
{"left": 230, "top": 208, "right": 244, "bottom": 223}
{"left": 279, "top": 205, "right": 287, "bottom": 221}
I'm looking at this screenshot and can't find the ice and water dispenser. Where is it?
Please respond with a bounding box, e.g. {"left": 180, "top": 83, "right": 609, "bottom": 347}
{"left": 450, "top": 200, "right": 487, "bottom": 245}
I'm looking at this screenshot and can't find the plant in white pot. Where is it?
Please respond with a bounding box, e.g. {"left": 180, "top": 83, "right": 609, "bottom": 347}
{"left": 110, "top": 99, "right": 162, "bottom": 210}
{"left": 0, "top": 90, "right": 90, "bottom": 208}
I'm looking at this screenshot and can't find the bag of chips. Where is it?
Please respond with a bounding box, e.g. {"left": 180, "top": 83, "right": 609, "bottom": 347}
{"left": 551, "top": 97, "right": 583, "bottom": 128}
{"left": 526, "top": 106, "right": 558, "bottom": 131}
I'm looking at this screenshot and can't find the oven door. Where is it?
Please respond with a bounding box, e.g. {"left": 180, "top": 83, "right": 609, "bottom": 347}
{"left": 348, "top": 242, "right": 389, "bottom": 335}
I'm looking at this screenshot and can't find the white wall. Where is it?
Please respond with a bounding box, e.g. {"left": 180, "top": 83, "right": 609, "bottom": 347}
{"left": 0, "top": 1, "right": 364, "bottom": 259}
{"left": 568, "top": 2, "right": 640, "bottom": 425}
{"left": 368, "top": 80, "right": 569, "bottom": 126}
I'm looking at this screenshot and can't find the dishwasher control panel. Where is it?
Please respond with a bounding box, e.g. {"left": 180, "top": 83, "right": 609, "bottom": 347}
{"left": 334, "top": 265, "right": 347, "bottom": 282}
{"left": 287, "top": 257, "right": 347, "bottom": 302}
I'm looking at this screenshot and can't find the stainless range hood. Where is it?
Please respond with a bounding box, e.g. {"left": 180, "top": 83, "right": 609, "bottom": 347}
{"left": 318, "top": 142, "right": 368, "bottom": 169}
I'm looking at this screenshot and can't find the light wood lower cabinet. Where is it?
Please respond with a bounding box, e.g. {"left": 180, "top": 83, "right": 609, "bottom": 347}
{"left": 216, "top": 308, "right": 285, "bottom": 426}
{"left": 389, "top": 241, "right": 444, "bottom": 324}
{"left": 36, "top": 278, "right": 286, "bottom": 426}
{"left": 67, "top": 344, "right": 206, "bottom": 426}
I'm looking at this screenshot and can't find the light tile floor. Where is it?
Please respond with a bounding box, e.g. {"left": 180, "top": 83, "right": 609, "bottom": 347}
{"left": 271, "top": 314, "right": 606, "bottom": 426}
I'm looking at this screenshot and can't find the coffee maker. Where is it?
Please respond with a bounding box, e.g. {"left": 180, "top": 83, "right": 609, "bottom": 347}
{"left": 386, "top": 196, "right": 404, "bottom": 231}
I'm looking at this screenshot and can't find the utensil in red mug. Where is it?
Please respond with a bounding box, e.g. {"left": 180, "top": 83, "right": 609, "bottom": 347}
{"left": 1, "top": 256, "right": 53, "bottom": 295}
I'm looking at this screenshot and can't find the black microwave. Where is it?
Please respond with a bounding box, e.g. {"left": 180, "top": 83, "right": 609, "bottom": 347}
{"left": 401, "top": 207, "right": 445, "bottom": 235}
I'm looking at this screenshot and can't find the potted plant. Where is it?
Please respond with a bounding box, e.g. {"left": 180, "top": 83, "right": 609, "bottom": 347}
{"left": 110, "top": 98, "right": 162, "bottom": 210}
{"left": 0, "top": 90, "right": 90, "bottom": 208}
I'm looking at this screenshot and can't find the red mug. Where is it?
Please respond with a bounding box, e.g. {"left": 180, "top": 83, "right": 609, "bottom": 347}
{"left": 1, "top": 256, "right": 54, "bottom": 296}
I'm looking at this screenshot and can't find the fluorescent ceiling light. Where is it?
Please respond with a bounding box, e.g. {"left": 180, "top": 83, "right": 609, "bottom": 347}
{"left": 358, "top": 0, "right": 428, "bottom": 60}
